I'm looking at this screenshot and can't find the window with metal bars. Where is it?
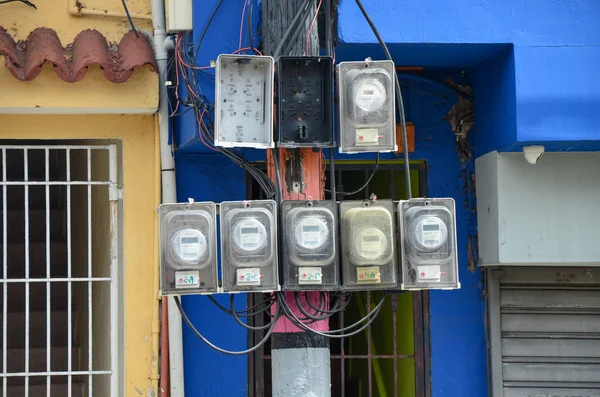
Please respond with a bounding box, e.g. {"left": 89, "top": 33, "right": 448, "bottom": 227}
{"left": 247, "top": 161, "right": 431, "bottom": 397}
{"left": 0, "top": 142, "right": 121, "bottom": 397}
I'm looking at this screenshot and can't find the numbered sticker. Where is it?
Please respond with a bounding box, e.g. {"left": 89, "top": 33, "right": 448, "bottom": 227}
{"left": 356, "top": 266, "right": 381, "bottom": 284}
{"left": 236, "top": 268, "right": 262, "bottom": 286}
{"left": 298, "top": 267, "right": 323, "bottom": 285}
{"left": 175, "top": 271, "right": 200, "bottom": 289}
{"left": 418, "top": 265, "right": 442, "bottom": 282}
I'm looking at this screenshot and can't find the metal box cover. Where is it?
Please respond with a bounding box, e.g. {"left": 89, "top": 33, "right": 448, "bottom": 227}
{"left": 340, "top": 199, "right": 397, "bottom": 290}
{"left": 398, "top": 198, "right": 460, "bottom": 290}
{"left": 159, "top": 202, "right": 218, "bottom": 295}
{"left": 214, "top": 55, "right": 275, "bottom": 149}
{"left": 220, "top": 200, "right": 279, "bottom": 293}
{"left": 281, "top": 200, "right": 340, "bottom": 291}
{"left": 338, "top": 59, "right": 397, "bottom": 154}
{"left": 277, "top": 56, "right": 335, "bottom": 148}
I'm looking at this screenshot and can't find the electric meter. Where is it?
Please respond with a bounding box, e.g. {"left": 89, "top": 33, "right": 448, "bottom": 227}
{"left": 214, "top": 54, "right": 275, "bottom": 149}
{"left": 277, "top": 56, "right": 335, "bottom": 148}
{"left": 159, "top": 202, "right": 218, "bottom": 295}
{"left": 220, "top": 200, "right": 279, "bottom": 293}
{"left": 281, "top": 200, "right": 339, "bottom": 291}
{"left": 398, "top": 198, "right": 460, "bottom": 290}
{"left": 340, "top": 199, "right": 397, "bottom": 290}
{"left": 338, "top": 59, "right": 397, "bottom": 153}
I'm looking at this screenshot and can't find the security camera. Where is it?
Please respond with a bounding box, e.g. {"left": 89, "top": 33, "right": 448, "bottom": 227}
{"left": 523, "top": 145, "right": 544, "bottom": 165}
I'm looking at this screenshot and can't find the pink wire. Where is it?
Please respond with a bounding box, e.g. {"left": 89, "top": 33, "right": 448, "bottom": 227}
{"left": 239, "top": 0, "right": 249, "bottom": 50}
{"left": 306, "top": 0, "right": 323, "bottom": 55}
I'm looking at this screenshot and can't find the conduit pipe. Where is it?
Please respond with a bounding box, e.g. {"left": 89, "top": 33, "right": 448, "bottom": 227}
{"left": 151, "top": 0, "right": 185, "bottom": 395}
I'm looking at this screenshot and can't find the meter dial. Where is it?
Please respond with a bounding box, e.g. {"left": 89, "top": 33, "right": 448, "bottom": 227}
{"left": 232, "top": 218, "right": 268, "bottom": 254}
{"left": 354, "top": 227, "right": 387, "bottom": 262}
{"left": 169, "top": 228, "right": 208, "bottom": 267}
{"left": 412, "top": 216, "right": 448, "bottom": 252}
{"left": 294, "top": 217, "right": 329, "bottom": 251}
{"left": 353, "top": 79, "right": 387, "bottom": 112}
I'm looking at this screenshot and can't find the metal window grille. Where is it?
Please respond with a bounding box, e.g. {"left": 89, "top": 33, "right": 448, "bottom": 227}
{"left": 247, "top": 162, "right": 431, "bottom": 397}
{"left": 0, "top": 144, "right": 120, "bottom": 397}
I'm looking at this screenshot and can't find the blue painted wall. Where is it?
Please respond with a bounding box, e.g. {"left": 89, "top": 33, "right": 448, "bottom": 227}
{"left": 339, "top": 0, "right": 600, "bottom": 151}
{"left": 175, "top": 0, "right": 598, "bottom": 396}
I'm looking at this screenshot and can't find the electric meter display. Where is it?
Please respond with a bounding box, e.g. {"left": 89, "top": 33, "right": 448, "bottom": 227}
{"left": 214, "top": 54, "right": 275, "bottom": 149}
{"left": 220, "top": 200, "right": 279, "bottom": 293}
{"left": 159, "top": 202, "right": 218, "bottom": 295}
{"left": 340, "top": 200, "right": 397, "bottom": 290}
{"left": 338, "top": 59, "right": 397, "bottom": 154}
{"left": 398, "top": 198, "right": 460, "bottom": 291}
{"left": 281, "top": 201, "right": 339, "bottom": 291}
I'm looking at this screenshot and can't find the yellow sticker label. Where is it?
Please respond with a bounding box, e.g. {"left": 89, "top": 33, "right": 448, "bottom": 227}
{"left": 356, "top": 266, "right": 381, "bottom": 283}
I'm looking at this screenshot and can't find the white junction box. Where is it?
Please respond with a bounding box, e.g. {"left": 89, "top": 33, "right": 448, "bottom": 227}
{"left": 215, "top": 55, "right": 275, "bottom": 149}
{"left": 338, "top": 59, "right": 397, "bottom": 153}
{"left": 165, "top": 0, "right": 193, "bottom": 32}
{"left": 159, "top": 202, "right": 218, "bottom": 295}
{"left": 476, "top": 151, "right": 600, "bottom": 267}
{"left": 220, "top": 200, "right": 279, "bottom": 293}
{"left": 398, "top": 198, "right": 460, "bottom": 290}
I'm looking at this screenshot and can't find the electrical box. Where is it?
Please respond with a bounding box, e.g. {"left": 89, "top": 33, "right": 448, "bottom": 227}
{"left": 220, "top": 200, "right": 279, "bottom": 293}
{"left": 159, "top": 202, "right": 218, "bottom": 295}
{"left": 398, "top": 198, "right": 460, "bottom": 290}
{"left": 281, "top": 200, "right": 339, "bottom": 291}
{"left": 165, "top": 0, "right": 193, "bottom": 32}
{"left": 340, "top": 199, "right": 397, "bottom": 290}
{"left": 277, "top": 56, "right": 335, "bottom": 148}
{"left": 338, "top": 59, "right": 397, "bottom": 154}
{"left": 215, "top": 55, "right": 275, "bottom": 149}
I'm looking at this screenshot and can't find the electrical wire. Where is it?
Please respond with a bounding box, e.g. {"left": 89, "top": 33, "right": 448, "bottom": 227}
{"left": 305, "top": 0, "right": 323, "bottom": 55}
{"left": 121, "top": 0, "right": 139, "bottom": 38}
{"left": 194, "top": 0, "right": 224, "bottom": 63}
{"left": 208, "top": 294, "right": 275, "bottom": 317}
{"left": 0, "top": 0, "right": 36, "bottom": 9}
{"left": 175, "top": 296, "right": 280, "bottom": 355}
{"left": 353, "top": 0, "right": 412, "bottom": 199}
{"left": 272, "top": 0, "right": 313, "bottom": 59}
{"left": 231, "top": 295, "right": 278, "bottom": 330}
{"left": 325, "top": 153, "right": 379, "bottom": 197}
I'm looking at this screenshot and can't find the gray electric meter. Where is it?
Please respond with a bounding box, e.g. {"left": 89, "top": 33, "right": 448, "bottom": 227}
{"left": 214, "top": 54, "right": 275, "bottom": 149}
{"left": 398, "top": 198, "right": 460, "bottom": 290}
{"left": 338, "top": 59, "right": 397, "bottom": 154}
{"left": 340, "top": 199, "right": 397, "bottom": 290}
{"left": 281, "top": 200, "right": 339, "bottom": 291}
{"left": 220, "top": 200, "right": 279, "bottom": 293}
{"left": 159, "top": 202, "right": 218, "bottom": 295}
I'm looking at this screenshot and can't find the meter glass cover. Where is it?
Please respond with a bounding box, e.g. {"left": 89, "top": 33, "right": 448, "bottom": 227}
{"left": 354, "top": 79, "right": 386, "bottom": 112}
{"left": 233, "top": 218, "right": 267, "bottom": 253}
{"left": 295, "top": 217, "right": 329, "bottom": 251}
{"left": 355, "top": 227, "right": 387, "bottom": 261}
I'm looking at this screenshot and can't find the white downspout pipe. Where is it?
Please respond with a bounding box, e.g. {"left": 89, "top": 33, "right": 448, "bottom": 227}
{"left": 151, "top": 0, "right": 185, "bottom": 396}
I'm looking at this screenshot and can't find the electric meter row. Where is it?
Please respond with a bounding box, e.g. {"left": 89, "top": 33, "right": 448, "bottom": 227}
{"left": 159, "top": 198, "right": 460, "bottom": 296}
{"left": 214, "top": 54, "right": 397, "bottom": 153}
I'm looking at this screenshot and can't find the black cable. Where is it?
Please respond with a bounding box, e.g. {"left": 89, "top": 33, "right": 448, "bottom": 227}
{"left": 230, "top": 295, "right": 278, "bottom": 330}
{"left": 0, "top": 0, "right": 36, "bottom": 8}
{"left": 208, "top": 295, "right": 275, "bottom": 317}
{"left": 121, "top": 0, "right": 139, "bottom": 38}
{"left": 272, "top": 0, "right": 313, "bottom": 59}
{"left": 194, "top": 0, "right": 224, "bottom": 63}
{"left": 305, "top": 292, "right": 353, "bottom": 314}
{"left": 325, "top": 0, "right": 337, "bottom": 201}
{"left": 353, "top": 0, "right": 412, "bottom": 199}
{"left": 175, "top": 296, "right": 280, "bottom": 355}
{"left": 294, "top": 292, "right": 336, "bottom": 321}
{"left": 247, "top": 0, "right": 254, "bottom": 50}
{"left": 325, "top": 153, "right": 379, "bottom": 197}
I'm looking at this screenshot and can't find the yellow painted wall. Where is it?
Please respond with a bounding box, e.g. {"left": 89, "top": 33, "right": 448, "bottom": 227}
{"left": 0, "top": 114, "right": 159, "bottom": 397}
{"left": 0, "top": 0, "right": 158, "bottom": 113}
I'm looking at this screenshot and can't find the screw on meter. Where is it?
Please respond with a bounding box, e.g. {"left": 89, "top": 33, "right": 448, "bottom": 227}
{"left": 294, "top": 217, "right": 329, "bottom": 251}
{"left": 415, "top": 216, "right": 447, "bottom": 251}
{"left": 232, "top": 218, "right": 267, "bottom": 253}
{"left": 354, "top": 79, "right": 386, "bottom": 112}
{"left": 170, "top": 228, "right": 207, "bottom": 266}
{"left": 355, "top": 227, "right": 387, "bottom": 261}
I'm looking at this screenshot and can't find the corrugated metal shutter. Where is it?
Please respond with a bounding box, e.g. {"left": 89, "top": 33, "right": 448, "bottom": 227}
{"left": 488, "top": 267, "right": 600, "bottom": 397}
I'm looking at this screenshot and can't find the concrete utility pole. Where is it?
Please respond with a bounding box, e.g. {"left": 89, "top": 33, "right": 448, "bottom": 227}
{"left": 263, "top": 0, "right": 332, "bottom": 396}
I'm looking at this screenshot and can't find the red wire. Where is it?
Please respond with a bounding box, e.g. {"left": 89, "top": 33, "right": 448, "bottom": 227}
{"left": 306, "top": 0, "right": 323, "bottom": 55}
{"left": 233, "top": 47, "right": 263, "bottom": 56}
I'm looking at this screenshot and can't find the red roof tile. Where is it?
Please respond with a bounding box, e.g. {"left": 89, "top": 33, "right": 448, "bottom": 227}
{"left": 0, "top": 27, "right": 158, "bottom": 83}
